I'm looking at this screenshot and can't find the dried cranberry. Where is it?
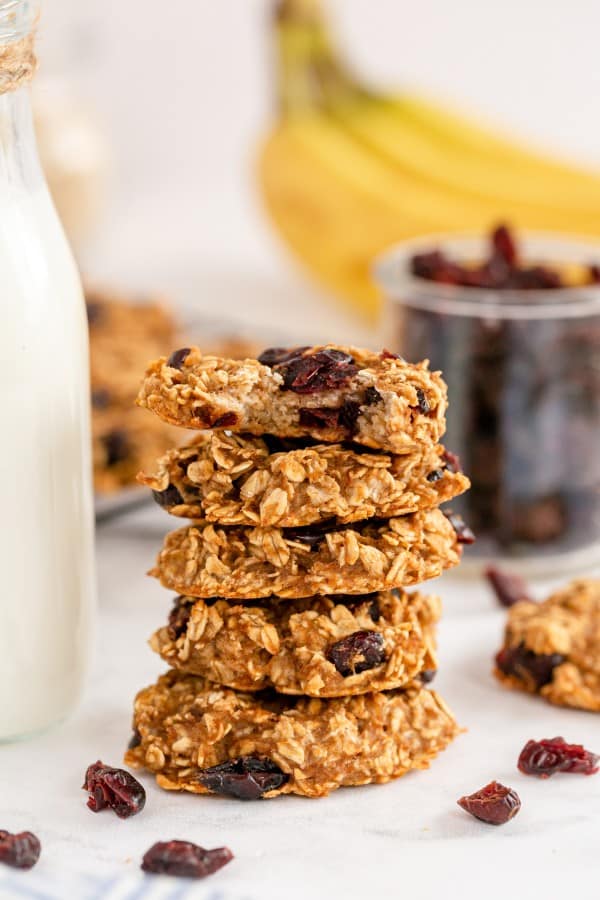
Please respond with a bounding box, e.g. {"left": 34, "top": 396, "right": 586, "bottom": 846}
{"left": 284, "top": 519, "right": 340, "bottom": 550}
{"left": 409, "top": 225, "right": 578, "bottom": 291}
{"left": 141, "top": 840, "right": 233, "bottom": 878}
{"left": 258, "top": 346, "right": 309, "bottom": 367}
{"left": 91, "top": 388, "right": 111, "bottom": 409}
{"left": 518, "top": 737, "right": 599, "bottom": 778}
{"left": 364, "top": 386, "right": 382, "bottom": 405}
{"left": 486, "top": 566, "right": 532, "bottom": 608}
{"left": 198, "top": 756, "right": 289, "bottom": 800}
{"left": 85, "top": 301, "right": 102, "bottom": 325}
{"left": 442, "top": 449, "right": 462, "bottom": 472}
{"left": 102, "top": 430, "right": 130, "bottom": 467}
{"left": 153, "top": 484, "right": 184, "bottom": 509}
{"left": 445, "top": 511, "right": 476, "bottom": 544}
{"left": 415, "top": 388, "right": 431, "bottom": 414}
{"left": 381, "top": 348, "right": 401, "bottom": 360}
{"left": 420, "top": 669, "right": 437, "bottom": 683}
{"left": 167, "top": 596, "right": 194, "bottom": 640}
{"left": 506, "top": 494, "right": 567, "bottom": 544}
{"left": 262, "top": 434, "right": 314, "bottom": 453}
{"left": 426, "top": 468, "right": 444, "bottom": 483}
{"left": 495, "top": 643, "right": 564, "bottom": 689}
{"left": 128, "top": 729, "right": 142, "bottom": 750}
{"left": 327, "top": 630, "right": 385, "bottom": 676}
{"left": 458, "top": 781, "right": 521, "bottom": 825}
{"left": 411, "top": 250, "right": 465, "bottom": 284}
{"left": 276, "top": 349, "right": 358, "bottom": 394}
{"left": 298, "top": 407, "right": 340, "bottom": 430}
{"left": 212, "top": 412, "right": 238, "bottom": 428}
{"left": 491, "top": 224, "right": 518, "bottom": 267}
{"left": 0, "top": 831, "right": 41, "bottom": 870}
{"left": 167, "top": 348, "right": 191, "bottom": 370}
{"left": 83, "top": 761, "right": 146, "bottom": 819}
{"left": 338, "top": 399, "right": 361, "bottom": 434}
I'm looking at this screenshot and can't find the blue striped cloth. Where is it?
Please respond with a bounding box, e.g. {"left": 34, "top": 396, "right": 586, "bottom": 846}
{"left": 0, "top": 868, "right": 252, "bottom": 900}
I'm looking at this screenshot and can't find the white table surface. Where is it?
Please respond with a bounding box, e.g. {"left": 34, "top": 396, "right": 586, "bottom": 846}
{"left": 2, "top": 501, "right": 600, "bottom": 900}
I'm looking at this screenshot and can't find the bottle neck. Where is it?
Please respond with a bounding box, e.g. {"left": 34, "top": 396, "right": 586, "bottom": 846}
{"left": 0, "top": 84, "right": 43, "bottom": 195}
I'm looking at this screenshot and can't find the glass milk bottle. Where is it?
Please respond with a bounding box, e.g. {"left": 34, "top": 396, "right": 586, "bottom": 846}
{"left": 0, "top": 1, "right": 95, "bottom": 740}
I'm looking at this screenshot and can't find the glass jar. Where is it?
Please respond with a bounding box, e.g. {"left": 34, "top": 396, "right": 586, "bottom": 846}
{"left": 0, "top": 1, "right": 95, "bottom": 740}
{"left": 376, "top": 233, "right": 600, "bottom": 574}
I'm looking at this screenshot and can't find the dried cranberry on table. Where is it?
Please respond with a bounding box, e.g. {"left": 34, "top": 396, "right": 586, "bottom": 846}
{"left": 518, "top": 737, "right": 599, "bottom": 778}
{"left": 457, "top": 781, "right": 521, "bottom": 825}
{"left": 141, "top": 840, "right": 233, "bottom": 878}
{"left": 198, "top": 756, "right": 289, "bottom": 800}
{"left": 83, "top": 761, "right": 146, "bottom": 818}
{"left": 327, "top": 630, "right": 386, "bottom": 676}
{"left": 0, "top": 831, "right": 41, "bottom": 870}
{"left": 485, "top": 566, "right": 533, "bottom": 608}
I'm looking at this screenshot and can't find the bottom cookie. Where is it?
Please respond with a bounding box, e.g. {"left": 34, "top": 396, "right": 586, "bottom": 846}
{"left": 495, "top": 578, "right": 600, "bottom": 712}
{"left": 125, "top": 671, "right": 460, "bottom": 799}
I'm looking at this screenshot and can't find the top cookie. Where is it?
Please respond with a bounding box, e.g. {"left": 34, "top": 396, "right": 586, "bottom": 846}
{"left": 137, "top": 345, "right": 447, "bottom": 454}
{"left": 495, "top": 578, "right": 600, "bottom": 712}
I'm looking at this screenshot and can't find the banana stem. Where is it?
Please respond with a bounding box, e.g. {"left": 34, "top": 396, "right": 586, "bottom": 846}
{"left": 271, "top": 0, "right": 358, "bottom": 116}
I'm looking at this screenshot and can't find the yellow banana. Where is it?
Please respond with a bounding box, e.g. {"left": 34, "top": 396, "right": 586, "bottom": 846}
{"left": 258, "top": 0, "right": 600, "bottom": 322}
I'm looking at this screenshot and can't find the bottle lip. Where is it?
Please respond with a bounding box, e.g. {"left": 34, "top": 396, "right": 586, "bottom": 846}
{"left": 0, "top": 0, "right": 38, "bottom": 44}
{"left": 374, "top": 231, "right": 600, "bottom": 320}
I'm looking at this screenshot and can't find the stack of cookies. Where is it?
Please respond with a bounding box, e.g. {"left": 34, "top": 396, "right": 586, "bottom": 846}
{"left": 126, "top": 345, "right": 471, "bottom": 799}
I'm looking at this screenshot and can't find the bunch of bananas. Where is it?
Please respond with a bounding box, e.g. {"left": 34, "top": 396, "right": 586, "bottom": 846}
{"left": 258, "top": 0, "right": 600, "bottom": 321}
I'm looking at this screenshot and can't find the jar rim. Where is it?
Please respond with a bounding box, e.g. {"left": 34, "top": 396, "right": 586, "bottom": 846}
{"left": 374, "top": 231, "right": 600, "bottom": 320}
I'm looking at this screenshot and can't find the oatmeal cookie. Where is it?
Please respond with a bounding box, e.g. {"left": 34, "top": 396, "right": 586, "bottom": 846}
{"left": 495, "top": 579, "right": 600, "bottom": 711}
{"left": 87, "top": 287, "right": 178, "bottom": 408}
{"left": 93, "top": 406, "right": 181, "bottom": 494}
{"left": 151, "top": 589, "right": 440, "bottom": 696}
{"left": 125, "top": 671, "right": 459, "bottom": 799}
{"left": 140, "top": 431, "right": 469, "bottom": 525}
{"left": 136, "top": 345, "right": 447, "bottom": 454}
{"left": 150, "top": 509, "right": 461, "bottom": 599}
